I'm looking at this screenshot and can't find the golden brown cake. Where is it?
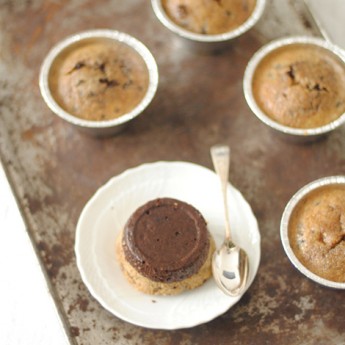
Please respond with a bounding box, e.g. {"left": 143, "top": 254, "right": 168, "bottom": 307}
{"left": 252, "top": 43, "right": 345, "bottom": 129}
{"left": 116, "top": 198, "right": 215, "bottom": 295}
{"left": 162, "top": 0, "right": 256, "bottom": 35}
{"left": 49, "top": 39, "right": 149, "bottom": 121}
{"left": 289, "top": 185, "right": 345, "bottom": 282}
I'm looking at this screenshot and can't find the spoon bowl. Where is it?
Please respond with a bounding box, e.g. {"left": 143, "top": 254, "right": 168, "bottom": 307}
{"left": 211, "top": 145, "right": 250, "bottom": 297}
{"left": 212, "top": 239, "right": 249, "bottom": 297}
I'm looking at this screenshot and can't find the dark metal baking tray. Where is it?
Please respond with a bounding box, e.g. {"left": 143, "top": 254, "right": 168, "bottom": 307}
{"left": 1, "top": 1, "right": 344, "bottom": 344}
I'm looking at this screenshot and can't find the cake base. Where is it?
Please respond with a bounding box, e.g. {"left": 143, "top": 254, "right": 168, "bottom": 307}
{"left": 116, "top": 231, "right": 215, "bottom": 295}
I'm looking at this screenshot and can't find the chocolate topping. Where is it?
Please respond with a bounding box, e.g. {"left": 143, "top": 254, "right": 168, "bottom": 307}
{"left": 122, "top": 198, "right": 210, "bottom": 283}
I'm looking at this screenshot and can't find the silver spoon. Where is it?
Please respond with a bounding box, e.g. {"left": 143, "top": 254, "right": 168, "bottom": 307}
{"left": 210, "top": 145, "right": 249, "bottom": 297}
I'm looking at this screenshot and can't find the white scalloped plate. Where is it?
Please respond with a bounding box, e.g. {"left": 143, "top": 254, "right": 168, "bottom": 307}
{"left": 75, "top": 161, "right": 260, "bottom": 329}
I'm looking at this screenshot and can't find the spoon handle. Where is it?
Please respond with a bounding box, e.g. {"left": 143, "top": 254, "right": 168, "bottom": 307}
{"left": 210, "top": 145, "right": 231, "bottom": 241}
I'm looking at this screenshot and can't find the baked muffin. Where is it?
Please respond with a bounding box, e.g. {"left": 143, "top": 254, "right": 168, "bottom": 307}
{"left": 162, "top": 0, "right": 257, "bottom": 35}
{"left": 116, "top": 198, "right": 215, "bottom": 295}
{"left": 49, "top": 39, "right": 149, "bottom": 121}
{"left": 289, "top": 185, "right": 345, "bottom": 282}
{"left": 252, "top": 43, "right": 345, "bottom": 129}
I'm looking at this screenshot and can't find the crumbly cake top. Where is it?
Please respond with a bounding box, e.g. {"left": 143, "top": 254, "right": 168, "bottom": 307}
{"left": 289, "top": 184, "right": 345, "bottom": 282}
{"left": 253, "top": 43, "right": 345, "bottom": 129}
{"left": 50, "top": 39, "right": 149, "bottom": 121}
{"left": 162, "top": 0, "right": 256, "bottom": 35}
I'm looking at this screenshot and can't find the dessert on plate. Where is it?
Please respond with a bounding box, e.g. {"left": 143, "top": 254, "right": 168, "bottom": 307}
{"left": 116, "top": 197, "right": 215, "bottom": 295}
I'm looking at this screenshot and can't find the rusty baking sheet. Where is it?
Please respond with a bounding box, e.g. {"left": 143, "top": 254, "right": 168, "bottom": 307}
{"left": 1, "top": 1, "right": 345, "bottom": 344}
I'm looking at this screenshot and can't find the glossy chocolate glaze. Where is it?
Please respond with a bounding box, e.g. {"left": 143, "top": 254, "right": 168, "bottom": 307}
{"left": 122, "top": 198, "right": 210, "bottom": 283}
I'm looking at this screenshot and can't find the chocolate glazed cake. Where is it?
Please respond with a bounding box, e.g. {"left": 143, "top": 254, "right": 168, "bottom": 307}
{"left": 116, "top": 198, "right": 215, "bottom": 295}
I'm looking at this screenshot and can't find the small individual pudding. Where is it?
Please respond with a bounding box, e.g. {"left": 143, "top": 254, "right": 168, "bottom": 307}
{"left": 116, "top": 198, "right": 215, "bottom": 295}
{"left": 289, "top": 184, "right": 345, "bottom": 282}
{"left": 49, "top": 38, "right": 149, "bottom": 121}
{"left": 162, "top": 0, "right": 257, "bottom": 35}
{"left": 252, "top": 43, "right": 345, "bottom": 129}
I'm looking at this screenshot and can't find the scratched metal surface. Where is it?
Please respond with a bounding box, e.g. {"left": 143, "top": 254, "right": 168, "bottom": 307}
{"left": 1, "top": 0, "right": 345, "bottom": 344}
